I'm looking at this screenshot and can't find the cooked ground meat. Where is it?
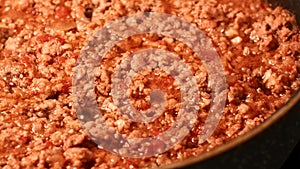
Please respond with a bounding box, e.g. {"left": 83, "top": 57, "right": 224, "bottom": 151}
{"left": 1, "top": 0, "right": 300, "bottom": 168}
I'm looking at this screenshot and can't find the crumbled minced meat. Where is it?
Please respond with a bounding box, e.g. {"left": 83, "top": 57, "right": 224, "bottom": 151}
{"left": 0, "top": 0, "right": 300, "bottom": 168}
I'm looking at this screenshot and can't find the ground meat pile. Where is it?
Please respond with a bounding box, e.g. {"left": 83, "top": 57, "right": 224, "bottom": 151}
{"left": 1, "top": 0, "right": 300, "bottom": 168}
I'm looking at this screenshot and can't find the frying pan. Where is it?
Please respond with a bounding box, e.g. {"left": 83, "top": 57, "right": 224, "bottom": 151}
{"left": 162, "top": 0, "right": 300, "bottom": 168}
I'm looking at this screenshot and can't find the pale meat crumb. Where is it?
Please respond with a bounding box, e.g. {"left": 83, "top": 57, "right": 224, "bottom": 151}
{"left": 0, "top": 0, "right": 300, "bottom": 168}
